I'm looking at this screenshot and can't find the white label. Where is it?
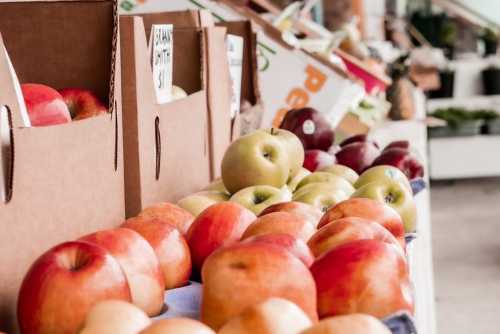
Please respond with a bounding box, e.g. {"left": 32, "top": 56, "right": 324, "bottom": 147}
{"left": 303, "top": 119, "right": 316, "bottom": 135}
{"left": 0, "top": 106, "right": 10, "bottom": 202}
{"left": 226, "top": 35, "right": 244, "bottom": 119}
{"left": 149, "top": 24, "right": 173, "bottom": 104}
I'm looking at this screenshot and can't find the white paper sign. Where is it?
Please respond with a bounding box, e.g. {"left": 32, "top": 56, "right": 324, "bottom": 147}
{"left": 226, "top": 34, "right": 244, "bottom": 119}
{"left": 149, "top": 24, "right": 173, "bottom": 104}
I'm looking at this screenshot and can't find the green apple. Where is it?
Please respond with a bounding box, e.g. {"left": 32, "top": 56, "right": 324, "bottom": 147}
{"left": 203, "top": 178, "right": 229, "bottom": 194}
{"left": 260, "top": 128, "right": 305, "bottom": 177}
{"left": 177, "top": 191, "right": 230, "bottom": 217}
{"left": 293, "top": 183, "right": 349, "bottom": 213}
{"left": 319, "top": 164, "right": 359, "bottom": 185}
{"left": 296, "top": 172, "right": 355, "bottom": 196}
{"left": 287, "top": 167, "right": 311, "bottom": 192}
{"left": 230, "top": 185, "right": 292, "bottom": 215}
{"left": 351, "top": 180, "right": 417, "bottom": 232}
{"left": 222, "top": 130, "right": 290, "bottom": 194}
{"left": 355, "top": 165, "right": 411, "bottom": 192}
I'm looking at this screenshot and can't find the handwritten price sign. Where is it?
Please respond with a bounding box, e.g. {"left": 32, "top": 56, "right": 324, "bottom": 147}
{"left": 150, "top": 24, "right": 173, "bottom": 104}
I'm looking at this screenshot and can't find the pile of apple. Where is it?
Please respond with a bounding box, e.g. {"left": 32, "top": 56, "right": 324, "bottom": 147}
{"left": 21, "top": 83, "right": 108, "bottom": 126}
{"left": 280, "top": 107, "right": 424, "bottom": 183}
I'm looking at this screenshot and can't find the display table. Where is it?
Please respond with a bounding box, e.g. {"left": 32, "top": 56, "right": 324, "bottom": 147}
{"left": 371, "top": 89, "right": 436, "bottom": 334}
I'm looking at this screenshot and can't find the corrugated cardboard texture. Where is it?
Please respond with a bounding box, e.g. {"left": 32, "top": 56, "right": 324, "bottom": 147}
{"left": 120, "top": 16, "right": 211, "bottom": 217}
{"left": 130, "top": 10, "right": 232, "bottom": 179}
{"left": 0, "top": 1, "right": 124, "bottom": 332}
{"left": 217, "top": 20, "right": 264, "bottom": 135}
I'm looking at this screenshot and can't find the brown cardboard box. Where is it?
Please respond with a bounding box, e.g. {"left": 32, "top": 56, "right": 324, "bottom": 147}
{"left": 0, "top": 1, "right": 124, "bottom": 332}
{"left": 217, "top": 20, "right": 265, "bottom": 136}
{"left": 125, "top": 9, "right": 233, "bottom": 180}
{"left": 120, "top": 12, "right": 224, "bottom": 217}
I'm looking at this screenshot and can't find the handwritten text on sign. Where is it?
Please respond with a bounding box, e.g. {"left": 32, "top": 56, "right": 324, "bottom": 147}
{"left": 150, "top": 24, "right": 173, "bottom": 104}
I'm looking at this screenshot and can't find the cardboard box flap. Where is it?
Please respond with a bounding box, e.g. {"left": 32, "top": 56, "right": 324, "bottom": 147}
{"left": 0, "top": 1, "right": 115, "bottom": 105}
{"left": 217, "top": 20, "right": 261, "bottom": 106}
{"left": 204, "top": 26, "right": 232, "bottom": 178}
{"left": 120, "top": 15, "right": 210, "bottom": 216}
{"left": 133, "top": 9, "right": 214, "bottom": 33}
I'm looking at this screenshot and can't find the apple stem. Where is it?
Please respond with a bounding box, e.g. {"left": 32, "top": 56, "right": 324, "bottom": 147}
{"left": 271, "top": 128, "right": 276, "bottom": 135}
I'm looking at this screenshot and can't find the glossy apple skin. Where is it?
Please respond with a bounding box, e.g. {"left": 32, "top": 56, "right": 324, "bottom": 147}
{"left": 221, "top": 131, "right": 290, "bottom": 194}
{"left": 21, "top": 83, "right": 72, "bottom": 126}
{"left": 242, "top": 212, "right": 316, "bottom": 243}
{"left": 80, "top": 228, "right": 165, "bottom": 316}
{"left": 201, "top": 242, "right": 318, "bottom": 330}
{"left": 186, "top": 202, "right": 256, "bottom": 276}
{"left": 260, "top": 201, "right": 323, "bottom": 228}
{"left": 355, "top": 165, "right": 412, "bottom": 192}
{"left": 177, "top": 191, "right": 230, "bottom": 218}
{"left": 261, "top": 128, "right": 305, "bottom": 177}
{"left": 371, "top": 148, "right": 424, "bottom": 180}
{"left": 307, "top": 217, "right": 402, "bottom": 258}
{"left": 335, "top": 142, "right": 380, "bottom": 175}
{"left": 59, "top": 88, "right": 107, "bottom": 120}
{"left": 122, "top": 217, "right": 191, "bottom": 289}
{"left": 296, "top": 172, "right": 355, "bottom": 195}
{"left": 352, "top": 180, "right": 417, "bottom": 233}
{"left": 230, "top": 185, "right": 291, "bottom": 215}
{"left": 80, "top": 300, "right": 151, "bottom": 334}
{"left": 218, "top": 298, "right": 312, "bottom": 334}
{"left": 319, "top": 164, "right": 359, "bottom": 185}
{"left": 339, "top": 134, "right": 379, "bottom": 148}
{"left": 138, "top": 202, "right": 194, "bottom": 235}
{"left": 303, "top": 150, "right": 336, "bottom": 172}
{"left": 318, "top": 198, "right": 405, "bottom": 248}
{"left": 242, "top": 233, "right": 314, "bottom": 267}
{"left": 17, "top": 241, "right": 131, "bottom": 334}
{"left": 293, "top": 183, "right": 349, "bottom": 213}
{"left": 140, "top": 318, "right": 215, "bottom": 334}
{"left": 280, "top": 107, "right": 335, "bottom": 151}
{"left": 300, "top": 314, "right": 391, "bottom": 334}
{"left": 311, "top": 239, "right": 413, "bottom": 319}
{"left": 383, "top": 140, "right": 410, "bottom": 152}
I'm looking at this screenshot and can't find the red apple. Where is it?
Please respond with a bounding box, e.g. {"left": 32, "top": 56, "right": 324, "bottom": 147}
{"left": 122, "top": 217, "right": 191, "bottom": 289}
{"left": 186, "top": 202, "right": 256, "bottom": 276}
{"left": 335, "top": 142, "right": 380, "bottom": 174}
{"left": 339, "top": 134, "right": 379, "bottom": 148}
{"left": 259, "top": 201, "right": 323, "bottom": 228}
{"left": 59, "top": 88, "right": 107, "bottom": 120}
{"left": 17, "top": 241, "right": 131, "bottom": 334}
{"left": 318, "top": 198, "right": 405, "bottom": 248}
{"left": 21, "top": 83, "right": 72, "bottom": 126}
{"left": 140, "top": 318, "right": 215, "bottom": 334}
{"left": 280, "top": 107, "right": 335, "bottom": 151}
{"left": 383, "top": 140, "right": 410, "bottom": 152}
{"left": 201, "top": 242, "right": 318, "bottom": 330}
{"left": 138, "top": 202, "right": 194, "bottom": 235}
{"left": 303, "top": 150, "right": 336, "bottom": 172}
{"left": 371, "top": 148, "right": 424, "bottom": 180}
{"left": 307, "top": 217, "right": 402, "bottom": 258}
{"left": 242, "top": 212, "right": 316, "bottom": 243}
{"left": 80, "top": 228, "right": 165, "bottom": 316}
{"left": 311, "top": 239, "right": 413, "bottom": 319}
{"left": 242, "top": 233, "right": 315, "bottom": 267}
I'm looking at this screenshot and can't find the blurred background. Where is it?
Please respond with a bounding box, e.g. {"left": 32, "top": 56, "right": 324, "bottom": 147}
{"left": 260, "top": 0, "right": 500, "bottom": 333}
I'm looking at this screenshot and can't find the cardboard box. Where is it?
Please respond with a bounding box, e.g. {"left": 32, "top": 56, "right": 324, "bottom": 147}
{"left": 123, "top": 10, "right": 233, "bottom": 182}
{"left": 120, "top": 12, "right": 220, "bottom": 217}
{"left": 0, "top": 1, "right": 124, "bottom": 332}
{"left": 217, "top": 20, "right": 264, "bottom": 135}
{"left": 118, "top": 0, "right": 365, "bottom": 130}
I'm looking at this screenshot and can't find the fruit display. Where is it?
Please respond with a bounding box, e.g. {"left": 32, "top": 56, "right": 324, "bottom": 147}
{"left": 14, "top": 127, "right": 423, "bottom": 334}
{"left": 21, "top": 83, "right": 107, "bottom": 127}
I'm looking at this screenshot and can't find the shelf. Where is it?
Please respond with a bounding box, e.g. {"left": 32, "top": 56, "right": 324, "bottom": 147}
{"left": 371, "top": 115, "right": 436, "bottom": 334}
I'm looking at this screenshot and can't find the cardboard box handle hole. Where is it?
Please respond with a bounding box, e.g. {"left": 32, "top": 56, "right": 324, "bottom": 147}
{"left": 155, "top": 116, "right": 161, "bottom": 180}
{"left": 0, "top": 105, "right": 14, "bottom": 204}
